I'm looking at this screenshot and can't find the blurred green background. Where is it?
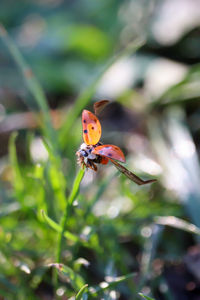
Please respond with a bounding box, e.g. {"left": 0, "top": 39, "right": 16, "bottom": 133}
{"left": 1, "top": 0, "right": 200, "bottom": 299}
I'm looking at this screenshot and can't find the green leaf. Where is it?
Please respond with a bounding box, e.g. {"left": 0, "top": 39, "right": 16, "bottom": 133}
{"left": 154, "top": 216, "right": 200, "bottom": 235}
{"left": 49, "top": 263, "right": 85, "bottom": 290}
{"left": 9, "top": 132, "right": 24, "bottom": 196}
{"left": 139, "top": 293, "right": 155, "bottom": 300}
{"left": 0, "top": 24, "right": 57, "bottom": 150}
{"left": 68, "top": 167, "right": 85, "bottom": 206}
{"left": 74, "top": 258, "right": 90, "bottom": 272}
{"left": 55, "top": 167, "right": 86, "bottom": 287}
{"left": 66, "top": 25, "right": 111, "bottom": 59}
{"left": 57, "top": 167, "right": 86, "bottom": 261}
{"left": 41, "top": 210, "right": 79, "bottom": 242}
{"left": 89, "top": 272, "right": 136, "bottom": 295}
{"left": 75, "top": 284, "right": 88, "bottom": 300}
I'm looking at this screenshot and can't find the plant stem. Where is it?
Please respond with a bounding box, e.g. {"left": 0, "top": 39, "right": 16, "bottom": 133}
{"left": 55, "top": 167, "right": 85, "bottom": 287}
{"left": 0, "top": 24, "right": 57, "bottom": 151}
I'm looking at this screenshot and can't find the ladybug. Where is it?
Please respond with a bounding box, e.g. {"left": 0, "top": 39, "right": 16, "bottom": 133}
{"left": 76, "top": 101, "right": 156, "bottom": 185}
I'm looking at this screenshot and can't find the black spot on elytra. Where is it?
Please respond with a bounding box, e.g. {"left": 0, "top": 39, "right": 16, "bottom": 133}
{"left": 108, "top": 153, "right": 112, "bottom": 157}
{"left": 91, "top": 126, "right": 94, "bottom": 130}
{"left": 83, "top": 119, "right": 86, "bottom": 123}
{"left": 84, "top": 129, "right": 88, "bottom": 133}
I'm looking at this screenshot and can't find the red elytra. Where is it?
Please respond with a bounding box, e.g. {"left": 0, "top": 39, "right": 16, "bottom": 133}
{"left": 82, "top": 110, "right": 101, "bottom": 146}
{"left": 92, "top": 144, "right": 125, "bottom": 163}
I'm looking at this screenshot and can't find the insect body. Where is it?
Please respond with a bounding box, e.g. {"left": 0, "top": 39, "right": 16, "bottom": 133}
{"left": 76, "top": 142, "right": 107, "bottom": 171}
{"left": 76, "top": 101, "right": 156, "bottom": 185}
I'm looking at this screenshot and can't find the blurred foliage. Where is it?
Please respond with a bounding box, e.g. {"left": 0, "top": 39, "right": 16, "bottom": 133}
{"left": 1, "top": 0, "right": 200, "bottom": 299}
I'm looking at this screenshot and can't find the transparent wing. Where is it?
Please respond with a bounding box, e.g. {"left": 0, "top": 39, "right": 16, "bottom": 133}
{"left": 93, "top": 100, "right": 109, "bottom": 116}
{"left": 110, "top": 159, "right": 156, "bottom": 185}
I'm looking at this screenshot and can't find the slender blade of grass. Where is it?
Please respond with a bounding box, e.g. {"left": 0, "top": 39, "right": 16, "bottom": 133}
{"left": 41, "top": 209, "right": 80, "bottom": 242}
{"left": 139, "top": 293, "right": 155, "bottom": 300}
{"left": 9, "top": 132, "right": 25, "bottom": 201}
{"left": 155, "top": 216, "right": 200, "bottom": 235}
{"left": 68, "top": 167, "right": 86, "bottom": 207}
{"left": 75, "top": 284, "right": 88, "bottom": 300}
{"left": 49, "top": 263, "right": 85, "bottom": 291}
{"left": 89, "top": 272, "right": 136, "bottom": 295}
{"left": 56, "top": 167, "right": 85, "bottom": 284}
{"left": 0, "top": 24, "right": 57, "bottom": 150}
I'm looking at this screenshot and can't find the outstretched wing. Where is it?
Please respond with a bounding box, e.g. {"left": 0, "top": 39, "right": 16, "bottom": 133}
{"left": 82, "top": 110, "right": 101, "bottom": 145}
{"left": 110, "top": 159, "right": 156, "bottom": 185}
{"left": 93, "top": 100, "right": 109, "bottom": 115}
{"left": 92, "top": 144, "right": 125, "bottom": 163}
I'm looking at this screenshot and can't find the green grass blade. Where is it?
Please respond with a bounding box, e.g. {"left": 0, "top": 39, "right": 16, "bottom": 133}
{"left": 75, "top": 284, "right": 88, "bottom": 300}
{"left": 155, "top": 216, "right": 200, "bottom": 235}
{"left": 57, "top": 167, "right": 85, "bottom": 262}
{"left": 54, "top": 167, "right": 85, "bottom": 288}
{"left": 139, "top": 293, "right": 155, "bottom": 300}
{"left": 41, "top": 209, "right": 79, "bottom": 242}
{"left": 68, "top": 167, "right": 86, "bottom": 206}
{"left": 49, "top": 263, "right": 85, "bottom": 291}
{"left": 9, "top": 132, "right": 24, "bottom": 199}
{"left": 0, "top": 24, "right": 57, "bottom": 148}
{"left": 89, "top": 272, "right": 136, "bottom": 295}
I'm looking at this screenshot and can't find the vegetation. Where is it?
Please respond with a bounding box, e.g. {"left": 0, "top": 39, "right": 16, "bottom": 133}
{"left": 1, "top": 1, "right": 200, "bottom": 299}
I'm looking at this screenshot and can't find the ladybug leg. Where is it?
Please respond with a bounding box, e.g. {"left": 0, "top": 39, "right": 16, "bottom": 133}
{"left": 87, "top": 160, "right": 98, "bottom": 171}
{"left": 76, "top": 154, "right": 85, "bottom": 169}
{"left": 91, "top": 161, "right": 98, "bottom": 171}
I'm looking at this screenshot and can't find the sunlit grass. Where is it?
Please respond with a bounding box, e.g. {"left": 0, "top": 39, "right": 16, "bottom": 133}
{"left": 1, "top": 22, "right": 200, "bottom": 300}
